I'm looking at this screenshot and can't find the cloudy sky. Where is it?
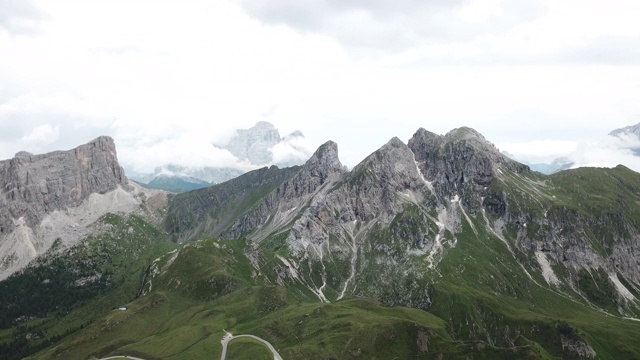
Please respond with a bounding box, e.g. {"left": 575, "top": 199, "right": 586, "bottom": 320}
{"left": 1, "top": 0, "right": 640, "bottom": 173}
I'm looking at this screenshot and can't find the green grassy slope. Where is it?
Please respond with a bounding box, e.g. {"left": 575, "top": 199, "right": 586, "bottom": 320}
{"left": 27, "top": 238, "right": 560, "bottom": 360}
{"left": 0, "top": 214, "right": 177, "bottom": 360}
{"left": 164, "top": 165, "right": 300, "bottom": 242}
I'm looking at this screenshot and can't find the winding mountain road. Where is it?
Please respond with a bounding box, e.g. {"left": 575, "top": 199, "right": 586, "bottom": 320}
{"left": 220, "top": 332, "right": 283, "bottom": 360}
{"left": 98, "top": 332, "right": 282, "bottom": 360}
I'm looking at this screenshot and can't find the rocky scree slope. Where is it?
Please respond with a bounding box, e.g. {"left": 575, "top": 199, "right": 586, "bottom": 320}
{"left": 0, "top": 136, "right": 163, "bottom": 280}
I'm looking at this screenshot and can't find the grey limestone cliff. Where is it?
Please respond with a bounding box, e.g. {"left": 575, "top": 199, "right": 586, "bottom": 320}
{"left": 0, "top": 136, "right": 128, "bottom": 234}
{"left": 409, "top": 127, "right": 528, "bottom": 212}
{"left": 0, "top": 136, "right": 151, "bottom": 280}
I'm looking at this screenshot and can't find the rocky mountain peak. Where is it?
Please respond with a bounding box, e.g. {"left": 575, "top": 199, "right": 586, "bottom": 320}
{"left": 408, "top": 126, "right": 527, "bottom": 210}
{"left": 286, "top": 130, "right": 305, "bottom": 139}
{"left": 383, "top": 136, "right": 405, "bottom": 148}
{"left": 411, "top": 128, "right": 441, "bottom": 145}
{"left": 441, "top": 127, "right": 506, "bottom": 160}
{"left": 223, "top": 121, "right": 282, "bottom": 165}
{"left": 609, "top": 122, "right": 640, "bottom": 138}
{"left": 223, "top": 141, "right": 346, "bottom": 241}
{"left": 14, "top": 151, "right": 33, "bottom": 158}
{"left": 287, "top": 140, "right": 345, "bottom": 196}
{"left": 0, "top": 136, "right": 141, "bottom": 279}
{"left": 0, "top": 136, "right": 128, "bottom": 231}
{"left": 303, "top": 140, "right": 342, "bottom": 173}
{"left": 444, "top": 126, "right": 485, "bottom": 142}
{"left": 352, "top": 136, "right": 413, "bottom": 175}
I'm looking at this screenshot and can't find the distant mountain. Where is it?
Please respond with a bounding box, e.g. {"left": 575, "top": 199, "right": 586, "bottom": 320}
{"left": 525, "top": 157, "right": 573, "bottom": 174}
{"left": 145, "top": 174, "right": 212, "bottom": 193}
{"left": 130, "top": 164, "right": 243, "bottom": 189}
{"left": 610, "top": 122, "right": 640, "bottom": 156}
{"left": 127, "top": 121, "right": 311, "bottom": 186}
{"left": 609, "top": 122, "right": 640, "bottom": 138}
{"left": 222, "top": 121, "right": 282, "bottom": 164}
{"left": 220, "top": 120, "right": 311, "bottom": 167}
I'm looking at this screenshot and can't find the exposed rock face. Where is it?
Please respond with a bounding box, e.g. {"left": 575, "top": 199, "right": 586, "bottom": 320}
{"left": 408, "top": 127, "right": 528, "bottom": 212}
{"left": 0, "top": 136, "right": 128, "bottom": 232}
{"left": 560, "top": 334, "right": 596, "bottom": 359}
{"left": 0, "top": 136, "right": 143, "bottom": 279}
{"left": 224, "top": 141, "right": 347, "bottom": 241}
{"left": 609, "top": 122, "right": 640, "bottom": 156}
{"left": 609, "top": 122, "right": 640, "bottom": 138}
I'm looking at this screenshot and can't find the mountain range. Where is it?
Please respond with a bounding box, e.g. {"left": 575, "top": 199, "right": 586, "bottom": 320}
{"left": 2, "top": 127, "right": 640, "bottom": 359}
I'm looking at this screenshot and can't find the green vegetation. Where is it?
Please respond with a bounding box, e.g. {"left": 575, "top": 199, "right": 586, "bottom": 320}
{"left": 227, "top": 338, "right": 272, "bottom": 360}
{"left": 164, "top": 165, "right": 300, "bottom": 241}
{"left": 577, "top": 268, "right": 618, "bottom": 311}
{"left": 0, "top": 214, "right": 176, "bottom": 360}
{"left": 18, "top": 230, "right": 640, "bottom": 360}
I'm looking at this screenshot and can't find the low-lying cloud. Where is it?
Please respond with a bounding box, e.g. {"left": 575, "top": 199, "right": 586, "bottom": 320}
{"left": 501, "top": 131, "right": 640, "bottom": 173}
{"left": 270, "top": 134, "right": 315, "bottom": 167}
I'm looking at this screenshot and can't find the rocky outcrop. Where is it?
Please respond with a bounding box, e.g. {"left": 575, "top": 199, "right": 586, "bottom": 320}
{"left": 609, "top": 122, "right": 640, "bottom": 138}
{"left": 0, "top": 136, "right": 128, "bottom": 233}
{"left": 224, "top": 141, "right": 346, "bottom": 241}
{"left": 0, "top": 136, "right": 148, "bottom": 280}
{"left": 408, "top": 127, "right": 528, "bottom": 212}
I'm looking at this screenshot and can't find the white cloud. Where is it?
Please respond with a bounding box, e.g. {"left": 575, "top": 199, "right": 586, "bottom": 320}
{"left": 270, "top": 134, "right": 315, "bottom": 167}
{"left": 500, "top": 132, "right": 640, "bottom": 174}
{"left": 0, "top": 0, "right": 640, "bottom": 173}
{"left": 117, "top": 132, "right": 254, "bottom": 174}
{"left": 21, "top": 124, "right": 59, "bottom": 145}
{"left": 568, "top": 134, "right": 640, "bottom": 171}
{"left": 238, "top": 0, "right": 546, "bottom": 53}
{"left": 498, "top": 140, "right": 578, "bottom": 164}
{"left": 0, "top": 0, "right": 46, "bottom": 35}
